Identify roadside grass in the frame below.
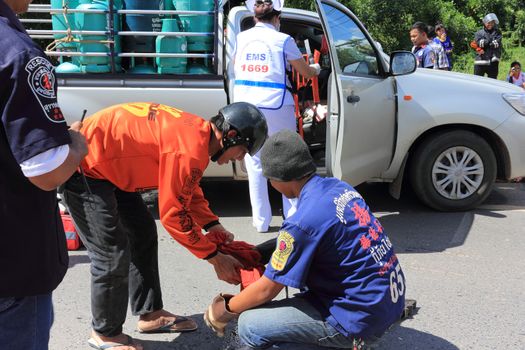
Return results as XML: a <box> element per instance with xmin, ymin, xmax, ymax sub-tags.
<box><xmin>452</xmin><ymin>46</ymin><xmax>525</xmax><ymax>82</ymax></box>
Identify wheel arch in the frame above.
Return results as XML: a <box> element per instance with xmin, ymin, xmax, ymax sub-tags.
<box><xmin>405</xmin><ymin>124</ymin><xmax>510</xmax><ymax>182</ymax></box>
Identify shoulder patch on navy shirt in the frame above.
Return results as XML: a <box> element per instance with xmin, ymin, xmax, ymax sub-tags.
<box><xmin>24</xmin><ymin>56</ymin><xmax>65</xmax><ymax>123</ymax></box>
<box><xmin>271</xmin><ymin>230</ymin><xmax>294</xmax><ymax>271</ymax></box>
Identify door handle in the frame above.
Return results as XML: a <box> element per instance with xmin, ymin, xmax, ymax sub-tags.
<box><xmin>347</xmin><ymin>94</ymin><xmax>360</xmax><ymax>104</ymax></box>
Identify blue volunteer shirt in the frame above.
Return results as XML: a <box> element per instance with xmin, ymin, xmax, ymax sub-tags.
<box><xmin>265</xmin><ymin>175</ymin><xmax>405</xmax><ymax>339</ymax></box>
<box><xmin>433</xmin><ymin>36</ymin><xmax>453</xmax><ymax>66</ymax></box>
<box><xmin>433</xmin><ymin>36</ymin><xmax>453</xmax><ymax>55</ymax></box>
<box><xmin>0</xmin><ymin>0</ymin><xmax>70</xmax><ymax>297</ymax></box>
<box><xmin>413</xmin><ymin>44</ymin><xmax>435</xmax><ymax>68</ymax></box>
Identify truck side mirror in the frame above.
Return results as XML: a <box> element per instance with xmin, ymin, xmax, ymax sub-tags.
<box><xmin>389</xmin><ymin>51</ymin><xmax>417</xmax><ymax>76</ymax></box>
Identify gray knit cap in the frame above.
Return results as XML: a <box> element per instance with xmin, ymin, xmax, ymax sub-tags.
<box><xmin>261</xmin><ymin>130</ymin><xmax>316</xmax><ymax>181</ymax></box>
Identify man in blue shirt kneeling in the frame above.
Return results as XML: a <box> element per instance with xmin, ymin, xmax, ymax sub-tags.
<box><xmin>204</xmin><ymin>130</ymin><xmax>408</xmax><ymax>349</ymax></box>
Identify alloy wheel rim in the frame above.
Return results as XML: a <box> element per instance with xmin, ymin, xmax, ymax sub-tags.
<box><xmin>432</xmin><ymin>146</ymin><xmax>484</xmax><ymax>200</ymax></box>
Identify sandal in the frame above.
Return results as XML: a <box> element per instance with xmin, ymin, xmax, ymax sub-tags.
<box><xmin>88</xmin><ymin>334</ymin><xmax>141</xmax><ymax>350</ymax></box>
<box><xmin>137</xmin><ymin>315</ymin><xmax>198</xmax><ymax>333</ymax></box>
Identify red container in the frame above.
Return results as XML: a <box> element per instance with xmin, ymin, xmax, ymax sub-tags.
<box><xmin>61</xmin><ymin>213</ymin><xmax>82</xmax><ymax>251</ymax></box>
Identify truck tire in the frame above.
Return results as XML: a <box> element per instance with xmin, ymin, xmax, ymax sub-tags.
<box><xmin>409</xmin><ymin>130</ymin><xmax>497</xmax><ymax>211</ymax></box>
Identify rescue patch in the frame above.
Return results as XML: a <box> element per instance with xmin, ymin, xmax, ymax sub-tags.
<box><xmin>25</xmin><ymin>56</ymin><xmax>64</xmax><ymax>123</ymax></box>
<box><xmin>270</xmin><ymin>230</ymin><xmax>294</xmax><ymax>271</ymax></box>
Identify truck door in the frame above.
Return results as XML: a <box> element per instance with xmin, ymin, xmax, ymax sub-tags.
<box><xmin>315</xmin><ymin>0</ymin><xmax>396</xmax><ymax>186</ymax></box>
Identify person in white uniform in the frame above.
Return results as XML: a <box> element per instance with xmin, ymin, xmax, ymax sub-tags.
<box><xmin>233</xmin><ymin>0</ymin><xmax>320</xmax><ymax>232</ymax></box>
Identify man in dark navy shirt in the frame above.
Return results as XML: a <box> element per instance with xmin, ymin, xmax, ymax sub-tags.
<box><xmin>410</xmin><ymin>22</ymin><xmax>438</xmax><ymax>69</ymax></box>
<box><xmin>204</xmin><ymin>130</ymin><xmax>407</xmax><ymax>349</ymax></box>
<box><xmin>0</xmin><ymin>1</ymin><xmax>87</xmax><ymax>349</ymax></box>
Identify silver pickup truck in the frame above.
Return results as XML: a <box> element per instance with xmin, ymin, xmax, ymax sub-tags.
<box><xmin>24</xmin><ymin>0</ymin><xmax>525</xmax><ymax>211</ymax></box>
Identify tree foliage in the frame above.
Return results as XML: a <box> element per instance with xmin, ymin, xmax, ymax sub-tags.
<box><xmin>285</xmin><ymin>0</ymin><xmax>524</xmax><ymax>54</ymax></box>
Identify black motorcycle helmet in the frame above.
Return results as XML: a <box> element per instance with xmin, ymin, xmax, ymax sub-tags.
<box><xmin>210</xmin><ymin>102</ymin><xmax>268</xmax><ymax>162</ymax></box>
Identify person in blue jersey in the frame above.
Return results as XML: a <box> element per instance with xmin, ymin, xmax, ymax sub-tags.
<box><xmin>233</xmin><ymin>0</ymin><xmax>320</xmax><ymax>232</ymax></box>
<box><xmin>204</xmin><ymin>130</ymin><xmax>407</xmax><ymax>349</ymax></box>
<box><xmin>410</xmin><ymin>22</ymin><xmax>439</xmax><ymax>69</ymax></box>
<box><xmin>434</xmin><ymin>24</ymin><xmax>453</xmax><ymax>70</ymax></box>
<box><xmin>0</xmin><ymin>0</ymin><xmax>87</xmax><ymax>349</ymax></box>
<box><xmin>427</xmin><ymin>25</ymin><xmax>449</xmax><ymax>70</ymax></box>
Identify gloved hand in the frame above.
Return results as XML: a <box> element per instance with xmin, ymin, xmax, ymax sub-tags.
<box><xmin>309</xmin><ymin>63</ymin><xmax>321</xmax><ymax>76</ymax></box>
<box><xmin>207</xmin><ymin>223</ymin><xmax>234</xmax><ymax>243</ymax></box>
<box><xmin>478</xmin><ymin>39</ymin><xmax>486</xmax><ymax>48</ymax></box>
<box><xmin>491</xmin><ymin>40</ymin><xmax>499</xmax><ymax>48</ymax></box>
<box><xmin>204</xmin><ymin>293</ymin><xmax>239</xmax><ymax>337</ymax></box>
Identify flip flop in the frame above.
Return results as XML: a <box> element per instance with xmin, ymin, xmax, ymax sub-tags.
<box><xmin>137</xmin><ymin>316</ymin><xmax>198</xmax><ymax>333</ymax></box>
<box><xmin>88</xmin><ymin>334</ymin><xmax>140</xmax><ymax>350</ymax></box>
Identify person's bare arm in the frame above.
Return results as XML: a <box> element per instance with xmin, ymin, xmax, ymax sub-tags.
<box><xmin>28</xmin><ymin>121</ymin><xmax>88</xmax><ymax>191</ymax></box>
<box><xmin>289</xmin><ymin>58</ymin><xmax>320</xmax><ymax>80</ymax></box>
<box><xmin>228</xmin><ymin>276</ymin><xmax>284</xmax><ymax>313</ymax></box>
<box><xmin>204</xmin><ymin>276</ymin><xmax>284</xmax><ymax>336</ymax></box>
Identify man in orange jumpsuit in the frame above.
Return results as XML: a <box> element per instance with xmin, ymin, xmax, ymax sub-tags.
<box><xmin>61</xmin><ymin>102</ymin><xmax>268</xmax><ymax>350</ymax></box>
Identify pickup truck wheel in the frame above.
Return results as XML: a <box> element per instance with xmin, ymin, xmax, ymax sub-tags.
<box><xmin>410</xmin><ymin>130</ymin><xmax>496</xmax><ymax>211</ymax></box>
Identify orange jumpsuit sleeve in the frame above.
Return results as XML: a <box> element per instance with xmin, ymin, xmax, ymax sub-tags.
<box><xmin>158</xmin><ymin>151</ymin><xmax>218</xmax><ymax>259</ymax></box>
<box><xmin>190</xmin><ymin>184</ymin><xmax>220</xmax><ymax>229</ymax></box>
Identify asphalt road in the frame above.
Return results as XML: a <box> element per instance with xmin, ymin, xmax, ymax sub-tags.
<box><xmin>50</xmin><ymin>182</ymin><xmax>525</xmax><ymax>350</ymax></box>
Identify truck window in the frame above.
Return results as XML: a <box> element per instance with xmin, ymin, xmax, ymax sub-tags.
<box><xmin>321</xmin><ymin>3</ymin><xmax>378</xmax><ymax>77</ymax></box>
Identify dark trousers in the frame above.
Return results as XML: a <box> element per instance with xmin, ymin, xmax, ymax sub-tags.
<box><xmin>474</xmin><ymin>63</ymin><xmax>499</xmax><ymax>79</ymax></box>
<box><xmin>61</xmin><ymin>173</ymin><xmax>163</xmax><ymax>337</ymax></box>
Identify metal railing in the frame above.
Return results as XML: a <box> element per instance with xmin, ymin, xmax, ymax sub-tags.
<box><xmin>27</xmin><ymin>29</ymin><xmax>213</xmax><ymax>37</ymax></box>
<box><xmin>45</xmin><ymin>52</ymin><xmax>212</xmax><ymax>58</ymax></box>
<box><xmin>22</xmin><ymin>3</ymin><xmax>218</xmax><ymax>73</ymax></box>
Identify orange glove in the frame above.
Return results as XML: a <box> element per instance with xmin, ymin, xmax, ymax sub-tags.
<box><xmin>470</xmin><ymin>41</ymin><xmax>484</xmax><ymax>55</ymax></box>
